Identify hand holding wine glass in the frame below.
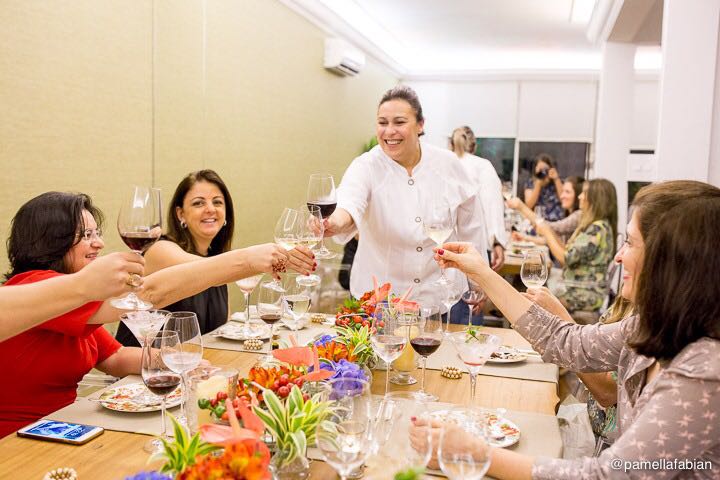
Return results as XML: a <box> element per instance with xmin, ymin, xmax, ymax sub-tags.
<box><xmin>307</xmin><ymin>173</ymin><xmax>338</xmax><ymax>259</ymax></box>
<box><xmin>111</xmin><ymin>186</ymin><xmax>162</xmax><ymax>310</ymax></box>
<box><xmin>142</xmin><ymin>331</ymin><xmax>182</xmax><ymax>453</ymax></box>
<box><xmin>437</xmin><ymin>408</ymin><xmax>492</xmax><ymax>480</ymax></box>
<box><xmin>520</xmin><ymin>249</ymin><xmax>548</xmax><ymax>289</ymax></box>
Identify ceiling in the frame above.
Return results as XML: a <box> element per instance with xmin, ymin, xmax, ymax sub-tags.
<box><xmin>284</xmin><ymin>0</ymin><xmax>662</xmax><ymax>77</ymax></box>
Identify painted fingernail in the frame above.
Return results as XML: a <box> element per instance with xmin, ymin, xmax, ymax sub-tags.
<box><xmin>313</xmin><ymin>262</ymin><xmax>317</xmax><ymax>267</ymax></box>
<box><xmin>410</xmin><ymin>416</ymin><xmax>417</xmax><ymax>422</ymax></box>
<box><xmin>438</xmin><ymin>249</ymin><xmax>444</xmax><ymax>255</ymax></box>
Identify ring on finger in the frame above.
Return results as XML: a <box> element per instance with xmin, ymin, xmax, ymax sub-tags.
<box><xmin>126</xmin><ymin>273</ymin><xmax>142</xmax><ymax>287</ymax></box>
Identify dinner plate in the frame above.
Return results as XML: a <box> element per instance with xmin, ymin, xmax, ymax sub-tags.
<box><xmin>430</xmin><ymin>409</ymin><xmax>521</xmax><ymax>448</ymax></box>
<box><xmin>486</xmin><ymin>346</ymin><xmax>528</xmax><ymax>364</ymax></box>
<box><xmin>215</xmin><ymin>322</ymin><xmax>271</xmax><ymax>341</ymax></box>
<box><xmin>98</xmin><ymin>383</ymin><xmax>182</xmax><ymax>413</ymax></box>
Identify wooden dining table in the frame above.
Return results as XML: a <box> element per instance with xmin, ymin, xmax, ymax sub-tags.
<box><xmin>0</xmin><ymin>326</ymin><xmax>559</xmax><ymax>479</ymax></box>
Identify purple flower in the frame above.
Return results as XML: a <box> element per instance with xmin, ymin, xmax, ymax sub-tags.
<box><xmin>124</xmin><ymin>472</ymin><xmax>172</xmax><ymax>480</ymax></box>
<box><xmin>314</xmin><ymin>334</ymin><xmax>336</xmax><ymax>347</ymax></box>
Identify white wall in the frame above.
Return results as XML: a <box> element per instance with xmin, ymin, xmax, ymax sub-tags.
<box><xmin>407</xmin><ymin>77</ymin><xmax>657</xmax><ymax>150</ymax></box>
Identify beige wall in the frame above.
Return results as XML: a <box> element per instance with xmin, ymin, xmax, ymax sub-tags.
<box><xmin>0</xmin><ymin>0</ymin><xmax>397</xmax><ymax>316</ymax></box>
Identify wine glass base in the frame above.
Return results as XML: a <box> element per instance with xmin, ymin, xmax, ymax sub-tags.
<box><xmin>389</xmin><ymin>372</ymin><xmax>417</xmax><ymax>385</ymax></box>
<box><xmin>296</xmin><ymin>274</ymin><xmax>321</xmax><ymax>287</ymax></box>
<box><xmin>110</xmin><ymin>296</ymin><xmax>153</xmax><ymax>311</ymax></box>
<box><xmin>433</xmin><ymin>277</ymin><xmax>451</xmax><ymax>286</ymax></box>
<box><xmin>263</xmin><ymin>281</ymin><xmax>286</xmax><ymax>293</ymax></box>
<box><xmin>143</xmin><ymin>437</ymin><xmax>164</xmax><ymax>454</ymax></box>
<box><xmin>412</xmin><ymin>390</ymin><xmax>438</xmax><ymax>402</ymax></box>
<box><xmin>313</xmin><ymin>250</ymin><xmax>337</xmax><ymax>260</ymax></box>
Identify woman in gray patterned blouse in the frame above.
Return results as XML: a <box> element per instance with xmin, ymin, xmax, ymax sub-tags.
<box><xmin>412</xmin><ymin>180</ymin><xmax>720</xmax><ymax>479</ymax></box>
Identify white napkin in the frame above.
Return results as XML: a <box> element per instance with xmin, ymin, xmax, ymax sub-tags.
<box><xmin>230</xmin><ymin>306</ymin><xmax>258</xmax><ymax>322</ymax></box>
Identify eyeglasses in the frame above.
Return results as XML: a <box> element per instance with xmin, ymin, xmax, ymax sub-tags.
<box><xmin>79</xmin><ymin>228</ymin><xmax>103</xmax><ymax>242</ymax></box>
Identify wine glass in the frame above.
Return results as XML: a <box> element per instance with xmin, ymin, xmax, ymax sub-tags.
<box><xmin>281</xmin><ymin>280</ymin><xmax>311</xmax><ymax>337</ymax></box>
<box><xmin>440</xmin><ymin>282</ymin><xmax>463</xmax><ymax>333</ymax></box>
<box><xmin>520</xmin><ymin>249</ymin><xmax>548</xmax><ymax>289</ymax></box>
<box><xmin>423</xmin><ymin>200</ymin><xmax>454</xmax><ymax>285</ymax></box>
<box><xmin>119</xmin><ymin>309</ymin><xmax>171</xmax><ymax>347</ymax></box>
<box><xmin>162</xmin><ymin>312</ymin><xmax>202</xmax><ymax>424</ymax></box>
<box><xmin>315</xmin><ymin>378</ymin><xmax>372</xmax><ymax>480</ymax></box>
<box><xmin>370</xmin><ymin>305</ymin><xmax>407</xmax><ymax>396</ymax></box>
<box><xmin>295</xmin><ymin>207</ymin><xmax>322</xmax><ymax>287</ymax></box>
<box><xmin>266</xmin><ymin>207</ymin><xmax>301</xmax><ymax>292</ymax></box>
<box><xmin>461</xmin><ymin>281</ymin><xmax>487</xmax><ymax>327</ymax></box>
<box><xmin>390</xmin><ymin>302</ymin><xmax>419</xmax><ymax>386</ymax></box>
<box><xmin>257</xmin><ymin>282</ymin><xmax>283</xmax><ymax>360</ymax></box>
<box><xmin>235</xmin><ymin>274</ymin><xmax>264</xmax><ymax>338</ymax></box>
<box><xmin>111</xmin><ymin>186</ymin><xmax>162</xmax><ymax>310</ymax></box>
<box><xmin>410</xmin><ymin>306</ymin><xmax>443</xmax><ymax>401</ymax></box>
<box><xmin>142</xmin><ymin>331</ymin><xmax>182</xmax><ymax>453</ymax></box>
<box><xmin>438</xmin><ymin>408</ymin><xmax>492</xmax><ymax>480</ymax></box>
<box><xmin>501</xmin><ymin>181</ymin><xmax>514</xmax><ymax>202</ymax></box>
<box><xmin>374</xmin><ymin>392</ymin><xmax>432</xmax><ymax>471</ymax></box>
<box><xmin>307</xmin><ymin>173</ymin><xmax>338</xmax><ymax>259</ymax></box>
<box><xmin>448</xmin><ymin>330</ymin><xmax>501</xmax><ymax>405</ymax></box>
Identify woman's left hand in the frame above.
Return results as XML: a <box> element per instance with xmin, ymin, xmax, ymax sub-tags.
<box><xmin>506</xmin><ymin>197</ymin><xmax>523</xmax><ymax>210</ymax></box>
<box><xmin>287</xmin><ymin>245</ymin><xmax>316</xmax><ymax>276</ymax></box>
<box><xmin>409</xmin><ymin>417</ymin><xmax>489</xmax><ymax>471</ymax></box>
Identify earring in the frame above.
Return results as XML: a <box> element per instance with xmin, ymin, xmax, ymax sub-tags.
<box><xmin>223</xmin><ymin>220</ymin><xmax>227</xmax><ymax>226</ymax></box>
<box><xmin>180</xmin><ymin>220</ymin><xmax>187</xmax><ymax>229</ymax></box>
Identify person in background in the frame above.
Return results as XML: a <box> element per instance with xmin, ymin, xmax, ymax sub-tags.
<box><xmin>508</xmin><ymin>175</ymin><xmax>584</xmax><ymax>246</ymax></box>
<box><xmin>0</xmin><ymin>191</ymin><xmax>293</xmax><ymax>437</ymax></box>
<box><xmin>414</xmin><ymin>182</ymin><xmax>720</xmax><ymax>478</ymax></box>
<box><xmin>325</xmin><ymin>85</ymin><xmax>487</xmax><ymax>308</ymax></box>
<box><xmin>524</xmin><ymin>153</ymin><xmax>564</xmax><ymax>221</ymax></box>
<box><xmin>115</xmin><ymin>170</ymin><xmax>315</xmax><ymax>346</ymax></box>
<box><xmin>0</xmin><ymin>252</ymin><xmax>144</xmax><ymax>342</ymax></box>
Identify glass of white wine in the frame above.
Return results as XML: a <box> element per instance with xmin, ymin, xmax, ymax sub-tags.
<box><xmin>267</xmin><ymin>207</ymin><xmax>301</xmax><ymax>292</ymax></box>
<box><xmin>423</xmin><ymin>201</ymin><xmax>454</xmax><ymax>286</ymax></box>
<box><xmin>281</xmin><ymin>280</ymin><xmax>311</xmax><ymax>336</ymax></box>
<box><xmin>520</xmin><ymin>249</ymin><xmax>548</xmax><ymax>289</ymax></box>
<box><xmin>295</xmin><ymin>206</ymin><xmax>322</xmax><ymax>287</ymax></box>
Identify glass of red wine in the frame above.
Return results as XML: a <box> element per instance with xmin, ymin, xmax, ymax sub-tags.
<box><xmin>142</xmin><ymin>330</ymin><xmax>182</xmax><ymax>453</ymax></box>
<box><xmin>411</xmin><ymin>305</ymin><xmax>444</xmax><ymax>401</ymax></box>
<box><xmin>111</xmin><ymin>186</ymin><xmax>162</xmax><ymax>310</ymax></box>
<box><xmin>307</xmin><ymin>173</ymin><xmax>337</xmax><ymax>260</ymax></box>
<box><xmin>461</xmin><ymin>280</ymin><xmax>487</xmax><ymax>326</ymax></box>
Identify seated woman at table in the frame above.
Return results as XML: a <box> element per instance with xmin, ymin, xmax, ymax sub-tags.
<box><xmin>543</xmin><ymin>178</ymin><xmax>616</xmax><ymax>312</ymax></box>
<box><xmin>0</xmin><ymin>191</ymin><xmax>297</xmax><ymax>438</ymax></box>
<box><xmin>115</xmin><ymin>169</ymin><xmax>316</xmax><ymax>346</ymax></box>
<box><xmin>414</xmin><ymin>185</ymin><xmax>720</xmax><ymax>479</ymax></box>
<box><xmin>0</xmin><ymin>252</ymin><xmax>144</xmax><ymax>342</ymax></box>
<box><xmin>523</xmin><ymin>153</ymin><xmax>565</xmax><ymax>221</ymax></box>
<box><xmin>507</xmin><ymin>175</ymin><xmax>584</xmax><ymax>246</ymax></box>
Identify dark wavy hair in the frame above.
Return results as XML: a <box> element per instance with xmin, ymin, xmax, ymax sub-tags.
<box><xmin>630</xmin><ymin>196</ymin><xmax>720</xmax><ymax>359</ymax></box>
<box><xmin>378</xmin><ymin>85</ymin><xmax>425</xmax><ymax>136</ymax></box>
<box><xmin>5</xmin><ymin>192</ymin><xmax>104</xmax><ymax>279</ymax></box>
<box><xmin>165</xmin><ymin>169</ymin><xmax>234</xmax><ymax>256</ymax></box>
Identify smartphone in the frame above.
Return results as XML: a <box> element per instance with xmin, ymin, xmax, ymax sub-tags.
<box><xmin>17</xmin><ymin>420</ymin><xmax>104</xmax><ymax>445</ymax></box>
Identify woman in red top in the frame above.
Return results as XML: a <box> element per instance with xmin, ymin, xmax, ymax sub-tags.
<box><xmin>0</xmin><ymin>191</ymin><xmax>312</xmax><ymax>437</ymax></box>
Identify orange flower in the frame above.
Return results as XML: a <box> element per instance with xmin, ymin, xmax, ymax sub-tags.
<box><xmin>177</xmin><ymin>438</ymin><xmax>271</xmax><ymax>480</ymax></box>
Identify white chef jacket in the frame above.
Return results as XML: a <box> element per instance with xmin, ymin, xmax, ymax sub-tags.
<box><xmin>457</xmin><ymin>153</ymin><xmax>508</xmax><ymax>249</ymax></box>
<box><xmin>334</xmin><ymin>142</ymin><xmax>488</xmax><ymax>307</ymax></box>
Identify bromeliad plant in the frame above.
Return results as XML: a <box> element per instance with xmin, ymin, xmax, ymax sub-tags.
<box><xmin>333</xmin><ymin>324</ymin><xmax>376</xmax><ymax>367</ymax></box>
<box><xmin>252</xmin><ymin>385</ymin><xmax>333</xmax><ymax>468</ymax></box>
<box><xmin>149</xmin><ymin>414</ymin><xmax>220</xmax><ymax>476</ymax></box>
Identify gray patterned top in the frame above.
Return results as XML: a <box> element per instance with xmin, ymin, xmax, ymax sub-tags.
<box><xmin>515</xmin><ymin>304</ymin><xmax>720</xmax><ymax>479</ymax></box>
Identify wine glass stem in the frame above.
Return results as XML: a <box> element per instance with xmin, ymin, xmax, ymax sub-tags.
<box><xmin>384</xmin><ymin>365</ymin><xmax>390</xmax><ymax>396</ymax></box>
<box><xmin>244</xmin><ymin>292</ymin><xmax>251</xmax><ymax>331</ymax></box>
<box><xmin>160</xmin><ymin>398</ymin><xmax>168</xmax><ymax>439</ymax></box>
<box><xmin>467</xmin><ymin>305</ymin><xmax>472</xmax><ymax>326</ymax></box>
<box><xmin>179</xmin><ymin>372</ymin><xmax>187</xmax><ymax>419</ymax></box>
<box><xmin>469</xmin><ymin>372</ymin><xmax>477</xmax><ymax>406</ymax></box>
<box><xmin>446</xmin><ymin>304</ymin><xmax>452</xmax><ymax>331</ymax></box>
<box><xmin>420</xmin><ymin>356</ymin><xmax>427</xmax><ymax>393</ymax></box>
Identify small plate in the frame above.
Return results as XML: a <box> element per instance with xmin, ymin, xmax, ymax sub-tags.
<box><xmin>97</xmin><ymin>383</ymin><xmax>182</xmax><ymax>413</ymax></box>
<box><xmin>215</xmin><ymin>322</ymin><xmax>271</xmax><ymax>341</ymax></box>
<box><xmin>430</xmin><ymin>409</ymin><xmax>521</xmax><ymax>448</ymax></box>
<box><xmin>511</xmin><ymin>241</ymin><xmax>536</xmax><ymax>249</ymax></box>
<box><xmin>487</xmin><ymin>346</ymin><xmax>528</xmax><ymax>364</ymax></box>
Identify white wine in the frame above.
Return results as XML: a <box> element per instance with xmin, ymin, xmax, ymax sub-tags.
<box><xmin>297</xmin><ymin>236</ymin><xmax>321</xmax><ymax>249</ymax></box>
<box><xmin>284</xmin><ymin>294</ymin><xmax>311</xmax><ymax>316</ymax></box>
<box><xmin>275</xmin><ymin>237</ymin><xmax>300</xmax><ymax>251</ymax></box>
<box><xmin>423</xmin><ymin>225</ymin><xmax>452</xmax><ymax>245</ymax></box>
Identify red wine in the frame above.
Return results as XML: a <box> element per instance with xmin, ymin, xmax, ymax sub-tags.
<box><xmin>410</xmin><ymin>337</ymin><xmax>442</xmax><ymax>356</ymax></box>
<box><xmin>307</xmin><ymin>201</ymin><xmax>337</xmax><ymax>218</ymax></box>
<box><xmin>260</xmin><ymin>314</ymin><xmax>282</xmax><ymax>324</ymax></box>
<box><xmin>144</xmin><ymin>374</ymin><xmax>181</xmax><ymax>396</ymax></box>
<box><xmin>121</xmin><ymin>232</ymin><xmax>160</xmax><ymax>252</ymax></box>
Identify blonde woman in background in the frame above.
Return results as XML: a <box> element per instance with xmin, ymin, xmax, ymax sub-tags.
<box><xmin>450</xmin><ymin>126</ymin><xmax>506</xmax><ymax>271</ymax></box>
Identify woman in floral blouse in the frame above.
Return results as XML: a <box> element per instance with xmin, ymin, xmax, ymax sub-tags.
<box><xmin>537</xmin><ymin>178</ymin><xmax>617</xmax><ymax>312</ymax></box>
<box><xmin>413</xmin><ymin>180</ymin><xmax>720</xmax><ymax>479</ymax></box>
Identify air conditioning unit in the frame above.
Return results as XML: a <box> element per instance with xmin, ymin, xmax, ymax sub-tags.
<box><xmin>324</xmin><ymin>38</ymin><xmax>365</xmax><ymax>77</ymax></box>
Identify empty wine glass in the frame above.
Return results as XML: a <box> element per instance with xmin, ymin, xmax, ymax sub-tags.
<box><xmin>295</xmin><ymin>207</ymin><xmax>322</xmax><ymax>287</ymax></box>
<box><xmin>448</xmin><ymin>330</ymin><xmax>501</xmax><ymax>405</ymax></box>
<box><xmin>142</xmin><ymin>330</ymin><xmax>182</xmax><ymax>453</ymax></box>
<box><xmin>423</xmin><ymin>201</ymin><xmax>454</xmax><ymax>285</ymax></box>
<box><xmin>374</xmin><ymin>392</ymin><xmax>432</xmax><ymax>471</ymax></box>
<box><xmin>235</xmin><ymin>274</ymin><xmax>264</xmax><ymax>338</ymax></box>
<box><xmin>520</xmin><ymin>249</ymin><xmax>548</xmax><ymax>289</ymax></box>
<box><xmin>501</xmin><ymin>181</ymin><xmax>514</xmax><ymax>202</ymax></box>
<box><xmin>119</xmin><ymin>309</ymin><xmax>171</xmax><ymax>347</ymax></box>
<box><xmin>438</xmin><ymin>407</ymin><xmax>492</xmax><ymax>480</ymax></box>
<box><xmin>370</xmin><ymin>306</ymin><xmax>407</xmax><ymax>396</ymax></box>
<box><xmin>111</xmin><ymin>186</ymin><xmax>162</xmax><ymax>310</ymax></box>
<box><xmin>281</xmin><ymin>280</ymin><xmax>311</xmax><ymax>336</ymax></box>
<box><xmin>440</xmin><ymin>282</ymin><xmax>463</xmax><ymax>333</ymax></box>
<box><xmin>162</xmin><ymin>312</ymin><xmax>202</xmax><ymax>424</ymax></box>
<box><xmin>316</xmin><ymin>378</ymin><xmax>372</xmax><ymax>480</ymax></box>
<box><xmin>307</xmin><ymin>173</ymin><xmax>338</xmax><ymax>259</ymax></box>
<box><xmin>410</xmin><ymin>306</ymin><xmax>443</xmax><ymax>401</ymax></box>
<box><xmin>461</xmin><ymin>281</ymin><xmax>487</xmax><ymax>326</ymax></box>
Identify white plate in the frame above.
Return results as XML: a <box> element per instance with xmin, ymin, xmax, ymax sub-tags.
<box><xmin>511</xmin><ymin>241</ymin><xmax>536</xmax><ymax>249</ymax></box>
<box><xmin>486</xmin><ymin>346</ymin><xmax>528</xmax><ymax>364</ymax></box>
<box><xmin>97</xmin><ymin>383</ymin><xmax>182</xmax><ymax>413</ymax></box>
<box><xmin>430</xmin><ymin>409</ymin><xmax>521</xmax><ymax>448</ymax></box>
<box><xmin>215</xmin><ymin>322</ymin><xmax>271</xmax><ymax>341</ymax></box>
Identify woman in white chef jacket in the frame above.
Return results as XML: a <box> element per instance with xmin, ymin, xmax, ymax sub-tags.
<box><xmin>324</xmin><ymin>85</ymin><xmax>488</xmax><ymax>308</ymax></box>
